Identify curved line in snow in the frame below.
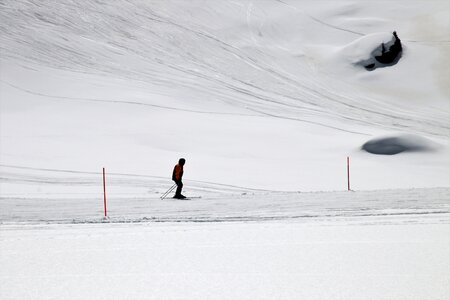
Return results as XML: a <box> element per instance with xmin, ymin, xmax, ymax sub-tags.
<box><xmin>0</xmin><ymin>80</ymin><xmax>258</xmax><ymax>117</ymax></box>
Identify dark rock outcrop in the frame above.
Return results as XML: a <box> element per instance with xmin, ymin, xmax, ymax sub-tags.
<box><xmin>365</xmin><ymin>31</ymin><xmax>402</xmax><ymax>70</ymax></box>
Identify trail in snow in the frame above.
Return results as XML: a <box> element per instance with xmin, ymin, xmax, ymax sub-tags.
<box><xmin>1</xmin><ymin>162</ymin><xmax>449</xmax><ymax>225</ymax></box>
<box><xmin>1</xmin><ymin>80</ymin><xmax>257</xmax><ymax>116</ymax></box>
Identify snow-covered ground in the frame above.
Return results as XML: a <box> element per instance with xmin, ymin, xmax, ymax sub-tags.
<box><xmin>1</xmin><ymin>185</ymin><xmax>449</xmax><ymax>299</ymax></box>
<box><xmin>1</xmin><ymin>221</ymin><xmax>449</xmax><ymax>300</ymax></box>
<box><xmin>1</xmin><ymin>0</ymin><xmax>449</xmax><ymax>299</ymax></box>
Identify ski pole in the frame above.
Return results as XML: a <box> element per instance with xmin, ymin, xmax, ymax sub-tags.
<box><xmin>161</xmin><ymin>184</ymin><xmax>176</xmax><ymax>199</ymax></box>
<box><xmin>160</xmin><ymin>184</ymin><xmax>177</xmax><ymax>200</ymax></box>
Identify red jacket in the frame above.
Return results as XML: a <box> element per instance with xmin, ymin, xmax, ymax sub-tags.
<box><xmin>172</xmin><ymin>164</ymin><xmax>183</xmax><ymax>181</ymax></box>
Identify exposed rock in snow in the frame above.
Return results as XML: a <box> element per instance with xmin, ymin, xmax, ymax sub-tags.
<box><xmin>374</xmin><ymin>31</ymin><xmax>402</xmax><ymax>64</ymax></box>
<box><xmin>362</xmin><ymin>134</ymin><xmax>436</xmax><ymax>155</ymax></box>
<box><xmin>338</xmin><ymin>31</ymin><xmax>403</xmax><ymax>70</ymax></box>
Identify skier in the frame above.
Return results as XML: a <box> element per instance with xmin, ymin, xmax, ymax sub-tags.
<box><xmin>172</xmin><ymin>158</ymin><xmax>186</xmax><ymax>199</ymax></box>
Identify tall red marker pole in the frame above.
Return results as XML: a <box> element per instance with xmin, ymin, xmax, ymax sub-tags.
<box><xmin>103</xmin><ymin>167</ymin><xmax>107</xmax><ymax>217</ymax></box>
<box><xmin>347</xmin><ymin>157</ymin><xmax>351</xmax><ymax>191</ymax></box>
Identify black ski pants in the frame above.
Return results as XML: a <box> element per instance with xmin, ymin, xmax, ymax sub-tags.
<box><xmin>174</xmin><ymin>180</ymin><xmax>183</xmax><ymax>196</ymax></box>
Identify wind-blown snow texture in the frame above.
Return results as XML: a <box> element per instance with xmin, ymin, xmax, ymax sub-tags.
<box><xmin>0</xmin><ymin>1</ymin><xmax>449</xmax><ymax>299</ymax></box>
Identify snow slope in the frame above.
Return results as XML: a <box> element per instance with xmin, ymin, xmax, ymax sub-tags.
<box><xmin>1</xmin><ymin>0</ymin><xmax>449</xmax><ymax>192</ymax></box>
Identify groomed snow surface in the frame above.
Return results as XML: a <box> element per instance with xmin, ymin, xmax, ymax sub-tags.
<box><xmin>1</xmin><ymin>0</ymin><xmax>449</xmax><ymax>299</ymax></box>
<box><xmin>1</xmin><ymin>175</ymin><xmax>449</xmax><ymax>299</ymax></box>
<box><xmin>1</xmin><ymin>186</ymin><xmax>450</xmax><ymax>300</ymax></box>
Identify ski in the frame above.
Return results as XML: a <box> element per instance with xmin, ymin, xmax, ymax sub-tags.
<box><xmin>163</xmin><ymin>196</ymin><xmax>202</xmax><ymax>201</ymax></box>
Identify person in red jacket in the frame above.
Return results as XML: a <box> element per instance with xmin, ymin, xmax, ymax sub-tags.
<box><xmin>172</xmin><ymin>158</ymin><xmax>186</xmax><ymax>199</ymax></box>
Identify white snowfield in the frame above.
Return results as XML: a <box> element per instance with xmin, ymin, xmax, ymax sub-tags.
<box><xmin>1</xmin><ymin>185</ymin><xmax>449</xmax><ymax>300</ymax></box>
<box><xmin>0</xmin><ymin>0</ymin><xmax>449</xmax><ymax>299</ymax></box>
<box><xmin>1</xmin><ymin>221</ymin><xmax>449</xmax><ymax>300</ymax></box>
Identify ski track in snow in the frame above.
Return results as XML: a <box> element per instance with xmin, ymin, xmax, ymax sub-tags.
<box><xmin>2</xmin><ymin>187</ymin><xmax>449</xmax><ymax>225</ymax></box>
<box><xmin>1</xmin><ymin>0</ymin><xmax>448</xmax><ymax>137</ymax></box>
<box><xmin>1</xmin><ymin>80</ymin><xmax>258</xmax><ymax>116</ymax></box>
<box><xmin>1</xmin><ymin>165</ymin><xmax>449</xmax><ymax>225</ymax></box>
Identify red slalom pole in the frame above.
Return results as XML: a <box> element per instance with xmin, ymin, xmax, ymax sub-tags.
<box><xmin>103</xmin><ymin>167</ymin><xmax>107</xmax><ymax>217</ymax></box>
<box><xmin>347</xmin><ymin>157</ymin><xmax>351</xmax><ymax>191</ymax></box>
